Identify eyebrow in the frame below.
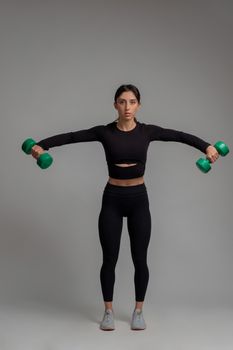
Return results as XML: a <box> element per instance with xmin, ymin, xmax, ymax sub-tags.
<box><xmin>118</xmin><ymin>98</ymin><xmax>136</xmax><ymax>101</ymax></box>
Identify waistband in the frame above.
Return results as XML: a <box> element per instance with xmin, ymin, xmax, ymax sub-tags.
<box><xmin>103</xmin><ymin>182</ymin><xmax>147</xmax><ymax>196</ymax></box>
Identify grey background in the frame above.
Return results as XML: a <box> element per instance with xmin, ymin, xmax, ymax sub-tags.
<box><xmin>0</xmin><ymin>0</ymin><xmax>232</xmax><ymax>347</ymax></box>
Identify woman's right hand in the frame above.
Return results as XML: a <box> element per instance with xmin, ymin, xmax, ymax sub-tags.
<box><xmin>31</xmin><ymin>145</ymin><xmax>45</xmax><ymax>159</ymax></box>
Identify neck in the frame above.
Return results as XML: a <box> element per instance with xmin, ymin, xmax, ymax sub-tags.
<box><xmin>116</xmin><ymin>118</ymin><xmax>137</xmax><ymax>131</ymax></box>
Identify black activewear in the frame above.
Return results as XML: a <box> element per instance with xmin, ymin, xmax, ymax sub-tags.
<box><xmin>98</xmin><ymin>182</ymin><xmax>151</xmax><ymax>302</ymax></box>
<box><xmin>37</xmin><ymin>120</ymin><xmax>211</xmax><ymax>179</ymax></box>
<box><xmin>36</xmin><ymin>120</ymin><xmax>211</xmax><ymax>302</ymax></box>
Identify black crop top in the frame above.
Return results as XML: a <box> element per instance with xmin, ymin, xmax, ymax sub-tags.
<box><xmin>37</xmin><ymin>120</ymin><xmax>211</xmax><ymax>179</ymax></box>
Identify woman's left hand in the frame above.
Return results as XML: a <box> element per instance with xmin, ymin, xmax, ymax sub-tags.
<box><xmin>205</xmin><ymin>145</ymin><xmax>219</xmax><ymax>163</ymax></box>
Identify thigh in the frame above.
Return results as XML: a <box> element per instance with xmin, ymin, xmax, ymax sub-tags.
<box><xmin>127</xmin><ymin>193</ymin><xmax>151</xmax><ymax>255</ymax></box>
<box><xmin>98</xmin><ymin>193</ymin><xmax>123</xmax><ymax>255</ymax></box>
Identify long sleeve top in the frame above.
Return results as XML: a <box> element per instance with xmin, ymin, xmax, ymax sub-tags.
<box><xmin>37</xmin><ymin>120</ymin><xmax>211</xmax><ymax>179</ymax></box>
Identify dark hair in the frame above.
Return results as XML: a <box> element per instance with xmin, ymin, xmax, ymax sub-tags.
<box><xmin>114</xmin><ymin>84</ymin><xmax>141</xmax><ymax>122</ymax></box>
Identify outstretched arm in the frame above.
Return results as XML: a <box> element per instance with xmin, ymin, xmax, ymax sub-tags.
<box><xmin>36</xmin><ymin>125</ymin><xmax>103</xmax><ymax>150</ymax></box>
<box><xmin>147</xmin><ymin>124</ymin><xmax>219</xmax><ymax>163</ymax></box>
<box><xmin>31</xmin><ymin>124</ymin><xmax>104</xmax><ymax>159</ymax></box>
<box><xmin>147</xmin><ymin>124</ymin><xmax>212</xmax><ymax>153</ymax></box>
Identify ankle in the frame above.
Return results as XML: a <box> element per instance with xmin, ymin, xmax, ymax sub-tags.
<box><xmin>104</xmin><ymin>301</ymin><xmax>113</xmax><ymax>310</ymax></box>
<box><xmin>135</xmin><ymin>301</ymin><xmax>144</xmax><ymax>310</ymax></box>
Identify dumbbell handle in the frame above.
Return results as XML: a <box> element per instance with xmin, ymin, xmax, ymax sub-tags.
<box><xmin>31</xmin><ymin>144</ymin><xmax>45</xmax><ymax>159</ymax></box>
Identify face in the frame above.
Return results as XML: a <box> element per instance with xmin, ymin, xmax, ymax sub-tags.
<box><xmin>114</xmin><ymin>91</ymin><xmax>141</xmax><ymax>122</ymax></box>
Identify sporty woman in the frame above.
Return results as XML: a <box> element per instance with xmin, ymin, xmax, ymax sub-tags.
<box><xmin>31</xmin><ymin>84</ymin><xmax>219</xmax><ymax>331</ymax></box>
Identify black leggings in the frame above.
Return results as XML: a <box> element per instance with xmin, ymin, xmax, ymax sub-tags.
<box><xmin>98</xmin><ymin>182</ymin><xmax>151</xmax><ymax>302</ymax></box>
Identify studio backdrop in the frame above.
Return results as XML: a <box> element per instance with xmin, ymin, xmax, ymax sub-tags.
<box><xmin>0</xmin><ymin>0</ymin><xmax>232</xmax><ymax>310</ymax></box>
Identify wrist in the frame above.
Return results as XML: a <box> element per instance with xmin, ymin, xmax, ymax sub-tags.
<box><xmin>205</xmin><ymin>144</ymin><xmax>212</xmax><ymax>153</ymax></box>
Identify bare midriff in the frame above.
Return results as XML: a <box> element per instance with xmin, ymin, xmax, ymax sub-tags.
<box><xmin>108</xmin><ymin>163</ymin><xmax>144</xmax><ymax>186</ymax></box>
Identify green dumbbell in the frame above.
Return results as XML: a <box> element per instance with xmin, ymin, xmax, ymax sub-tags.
<box><xmin>196</xmin><ymin>141</ymin><xmax>229</xmax><ymax>173</ymax></box>
<box><xmin>21</xmin><ymin>138</ymin><xmax>53</xmax><ymax>169</ymax></box>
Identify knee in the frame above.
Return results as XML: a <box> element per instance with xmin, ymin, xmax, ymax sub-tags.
<box><xmin>132</xmin><ymin>256</ymin><xmax>148</xmax><ymax>269</ymax></box>
<box><xmin>102</xmin><ymin>255</ymin><xmax>118</xmax><ymax>268</ymax></box>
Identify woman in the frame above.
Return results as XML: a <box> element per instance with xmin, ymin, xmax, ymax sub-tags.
<box><xmin>32</xmin><ymin>84</ymin><xmax>219</xmax><ymax>331</ymax></box>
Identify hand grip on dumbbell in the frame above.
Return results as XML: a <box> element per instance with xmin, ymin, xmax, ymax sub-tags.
<box><xmin>21</xmin><ymin>138</ymin><xmax>53</xmax><ymax>169</ymax></box>
<box><xmin>196</xmin><ymin>141</ymin><xmax>229</xmax><ymax>173</ymax></box>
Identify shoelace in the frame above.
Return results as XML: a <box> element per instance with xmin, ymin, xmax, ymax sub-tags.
<box><xmin>105</xmin><ymin>311</ymin><xmax>113</xmax><ymax>323</ymax></box>
<box><xmin>135</xmin><ymin>311</ymin><xmax>143</xmax><ymax>322</ymax></box>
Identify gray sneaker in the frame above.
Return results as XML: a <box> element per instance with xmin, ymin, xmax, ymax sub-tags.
<box><xmin>131</xmin><ymin>309</ymin><xmax>146</xmax><ymax>330</ymax></box>
<box><xmin>100</xmin><ymin>309</ymin><xmax>115</xmax><ymax>331</ymax></box>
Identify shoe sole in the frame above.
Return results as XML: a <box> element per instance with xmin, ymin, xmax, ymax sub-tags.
<box><xmin>100</xmin><ymin>327</ymin><xmax>115</xmax><ymax>331</ymax></box>
<box><xmin>131</xmin><ymin>327</ymin><xmax>146</xmax><ymax>330</ymax></box>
